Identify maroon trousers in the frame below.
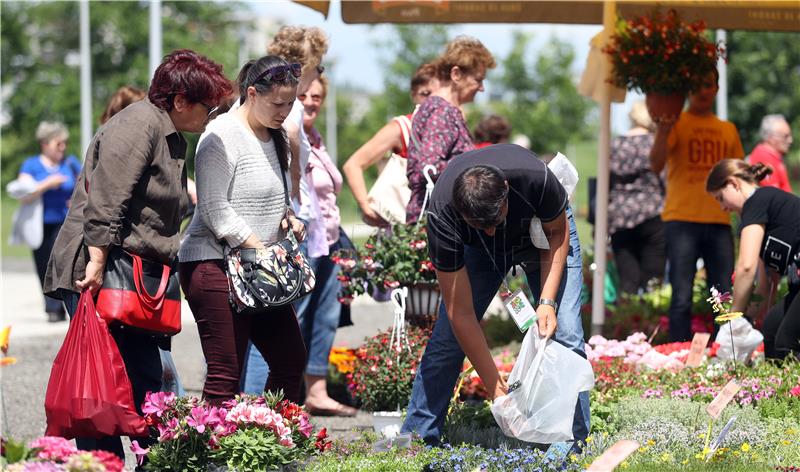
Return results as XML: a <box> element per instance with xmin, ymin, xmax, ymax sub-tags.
<box><xmin>179</xmin><ymin>260</ymin><xmax>306</xmax><ymax>404</ymax></box>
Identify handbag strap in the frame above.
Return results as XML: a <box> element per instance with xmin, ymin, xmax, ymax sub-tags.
<box><xmin>131</xmin><ymin>253</ymin><xmax>170</xmax><ymax>311</ymax></box>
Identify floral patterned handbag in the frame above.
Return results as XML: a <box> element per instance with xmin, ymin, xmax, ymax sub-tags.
<box><xmin>223</xmin><ymin>168</ymin><xmax>315</xmax><ymax>314</ymax></box>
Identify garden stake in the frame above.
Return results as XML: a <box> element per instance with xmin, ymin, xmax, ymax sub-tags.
<box><xmin>702</xmin><ymin>417</ymin><xmax>713</xmax><ymax>457</ymax></box>
<box><xmin>448</xmin><ymin>365</ymin><xmax>474</xmax><ymax>416</ymax></box>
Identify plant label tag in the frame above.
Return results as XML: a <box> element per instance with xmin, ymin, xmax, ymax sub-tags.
<box><xmin>686</xmin><ymin>332</ymin><xmax>711</xmax><ymax>367</ymax></box>
<box><xmin>503</xmin><ymin>290</ymin><xmax>537</xmax><ymax>332</ymax></box>
<box><xmin>709</xmin><ymin>416</ymin><xmax>737</xmax><ymax>455</ymax></box>
<box><xmin>586</xmin><ymin>440</ymin><xmax>640</xmax><ymax>471</ymax></box>
<box><xmin>707</xmin><ymin>380</ymin><xmax>740</xmax><ymax>419</ymax></box>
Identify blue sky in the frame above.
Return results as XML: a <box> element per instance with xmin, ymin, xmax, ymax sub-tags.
<box><xmin>251</xmin><ymin>0</ymin><xmax>645</xmax><ymax>134</ymax></box>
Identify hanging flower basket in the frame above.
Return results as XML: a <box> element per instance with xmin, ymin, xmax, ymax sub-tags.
<box><xmin>406</xmin><ymin>282</ymin><xmax>441</xmax><ymax>329</ymax></box>
<box><xmin>603</xmin><ymin>8</ymin><xmax>724</xmax><ymax>120</ymax></box>
<box><xmin>645</xmin><ymin>92</ymin><xmax>686</xmax><ymax>122</ymax></box>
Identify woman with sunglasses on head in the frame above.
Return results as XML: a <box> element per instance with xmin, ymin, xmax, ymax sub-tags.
<box><xmin>43</xmin><ymin>49</ymin><xmax>232</xmax><ymax>462</ymax></box>
<box><xmin>342</xmin><ymin>63</ymin><xmax>439</xmax><ymax>226</ymax></box>
<box><xmin>706</xmin><ymin>159</ymin><xmax>800</xmax><ymax>360</ymax></box>
<box><xmin>179</xmin><ymin>56</ymin><xmax>307</xmax><ymax>404</ymax></box>
<box><xmin>405</xmin><ymin>36</ymin><xmax>496</xmax><ymax>223</ymax></box>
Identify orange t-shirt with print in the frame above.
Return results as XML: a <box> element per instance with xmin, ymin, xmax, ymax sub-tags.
<box><xmin>662</xmin><ymin>111</ymin><xmax>744</xmax><ymax>225</ymax></box>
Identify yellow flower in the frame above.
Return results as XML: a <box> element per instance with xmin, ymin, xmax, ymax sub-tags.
<box><xmin>682</xmin><ymin>459</ymin><xmax>689</xmax><ymax>465</ymax></box>
<box><xmin>621</xmin><ymin>461</ymin><xmax>629</xmax><ymax>469</ymax></box>
<box><xmin>660</xmin><ymin>452</ymin><xmax>671</xmax><ymax>462</ymax></box>
<box><xmin>783</xmin><ymin>439</ymin><xmax>792</xmax><ymax>445</ymax></box>
<box><xmin>733</xmin><ymin>451</ymin><xmax>740</xmax><ymax>457</ymax></box>
<box><xmin>741</xmin><ymin>443</ymin><xmax>751</xmax><ymax>452</ymax></box>
<box><xmin>0</xmin><ymin>325</ymin><xmax>10</xmax><ymax>354</ymax></box>
<box><xmin>787</xmin><ymin>428</ymin><xmax>798</xmax><ymax>436</ymax></box>
<box><xmin>647</xmin><ymin>439</ymin><xmax>656</xmax><ymax>446</ymax></box>
<box><xmin>586</xmin><ymin>436</ymin><xmax>593</xmax><ymax>443</ymax></box>
<box><xmin>639</xmin><ymin>446</ymin><xmax>649</xmax><ymax>453</ymax></box>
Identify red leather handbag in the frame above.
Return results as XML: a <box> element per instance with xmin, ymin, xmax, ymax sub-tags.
<box><xmin>96</xmin><ymin>247</ymin><xmax>181</xmax><ymax>335</ymax></box>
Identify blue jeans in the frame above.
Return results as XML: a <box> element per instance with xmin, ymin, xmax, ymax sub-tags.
<box><xmin>664</xmin><ymin>221</ymin><xmax>733</xmax><ymax>342</ymax></box>
<box><xmin>402</xmin><ymin>208</ymin><xmax>590</xmax><ymax>445</ymax></box>
<box><xmin>241</xmin><ymin>241</ymin><xmax>342</xmax><ymax>392</ymax></box>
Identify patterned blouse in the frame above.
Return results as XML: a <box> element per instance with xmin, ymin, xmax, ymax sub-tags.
<box><xmin>405</xmin><ymin>96</ymin><xmax>474</xmax><ymax>223</ymax></box>
<box><xmin>608</xmin><ymin>133</ymin><xmax>664</xmax><ymax>235</ymax></box>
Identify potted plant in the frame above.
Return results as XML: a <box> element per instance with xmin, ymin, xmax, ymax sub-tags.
<box><xmin>347</xmin><ymin>326</ymin><xmax>431</xmax><ymax>436</ymax></box>
<box><xmin>137</xmin><ymin>391</ymin><xmax>330</xmax><ymax>472</ymax></box>
<box><xmin>333</xmin><ymin>221</ymin><xmax>440</xmax><ymax>328</ymax></box>
<box><xmin>603</xmin><ymin>8</ymin><xmax>724</xmax><ymax>121</ymax></box>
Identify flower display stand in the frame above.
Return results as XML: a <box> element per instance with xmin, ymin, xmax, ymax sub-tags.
<box><xmin>406</xmin><ymin>282</ymin><xmax>441</xmax><ymax>329</ymax></box>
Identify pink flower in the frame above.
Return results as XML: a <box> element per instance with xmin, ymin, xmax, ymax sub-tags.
<box><xmin>186</xmin><ymin>406</ymin><xmax>210</xmax><ymax>434</ymax></box>
<box><xmin>157</xmin><ymin>417</ymin><xmax>180</xmax><ymax>441</ymax></box>
<box><xmin>90</xmin><ymin>450</ymin><xmax>125</xmax><ymax>472</ymax></box>
<box><xmin>279</xmin><ymin>435</ymin><xmax>295</xmax><ymax>448</ymax></box>
<box><xmin>130</xmin><ymin>440</ymin><xmax>150</xmax><ymax>466</ymax></box>
<box><xmin>299</xmin><ymin>415</ymin><xmax>313</xmax><ymax>438</ymax></box>
<box><xmin>141</xmin><ymin>391</ymin><xmax>176</xmax><ymax>418</ymax></box>
<box><xmin>29</xmin><ymin>436</ymin><xmax>78</xmax><ymax>461</ymax></box>
<box><xmin>249</xmin><ymin>406</ymin><xmax>274</xmax><ymax>427</ymax></box>
<box><xmin>226</xmin><ymin>403</ymin><xmax>254</xmax><ymax>424</ymax></box>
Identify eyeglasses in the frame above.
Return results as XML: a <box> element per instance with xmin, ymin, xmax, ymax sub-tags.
<box><xmin>316</xmin><ymin>64</ymin><xmax>325</xmax><ymax>75</ymax></box>
<box><xmin>252</xmin><ymin>63</ymin><xmax>302</xmax><ymax>86</ymax></box>
<box><xmin>199</xmin><ymin>102</ymin><xmax>220</xmax><ymax>118</ymax></box>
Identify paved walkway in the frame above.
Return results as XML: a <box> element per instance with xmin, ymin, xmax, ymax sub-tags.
<box><xmin>0</xmin><ymin>257</ymin><xmax>395</xmax><ymax>467</ymax></box>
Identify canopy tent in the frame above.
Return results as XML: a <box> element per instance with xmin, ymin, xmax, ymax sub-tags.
<box><xmin>295</xmin><ymin>0</ymin><xmax>800</xmax><ymax>334</ymax></box>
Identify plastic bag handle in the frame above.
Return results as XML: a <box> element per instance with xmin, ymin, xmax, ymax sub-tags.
<box><xmin>132</xmin><ymin>254</ymin><xmax>169</xmax><ymax>311</ymax></box>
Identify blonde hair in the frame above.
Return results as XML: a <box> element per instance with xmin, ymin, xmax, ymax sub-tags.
<box><xmin>101</xmin><ymin>86</ymin><xmax>146</xmax><ymax>124</ymax></box>
<box><xmin>35</xmin><ymin>121</ymin><xmax>68</xmax><ymax>143</ymax></box>
<box><xmin>435</xmin><ymin>35</ymin><xmax>496</xmax><ymax>83</ymax></box>
<box><xmin>706</xmin><ymin>159</ymin><xmax>772</xmax><ymax>192</ymax></box>
<box><xmin>629</xmin><ymin>100</ymin><xmax>652</xmax><ymax>130</ymax></box>
<box><xmin>267</xmin><ymin>26</ymin><xmax>329</xmax><ymax>76</ymax></box>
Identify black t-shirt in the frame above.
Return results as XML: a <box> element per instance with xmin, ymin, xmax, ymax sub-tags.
<box><xmin>740</xmin><ymin>186</ymin><xmax>800</xmax><ymax>274</ymax></box>
<box><xmin>426</xmin><ymin>144</ymin><xmax>568</xmax><ymax>272</ymax></box>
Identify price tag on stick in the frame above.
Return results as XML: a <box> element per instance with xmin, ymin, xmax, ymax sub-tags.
<box><xmin>707</xmin><ymin>380</ymin><xmax>741</xmax><ymax>419</ymax></box>
<box><xmin>586</xmin><ymin>440</ymin><xmax>640</xmax><ymax>472</ymax></box>
<box><xmin>686</xmin><ymin>332</ymin><xmax>711</xmax><ymax>367</ymax></box>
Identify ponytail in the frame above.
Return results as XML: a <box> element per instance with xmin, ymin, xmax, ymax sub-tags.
<box><xmin>706</xmin><ymin>159</ymin><xmax>773</xmax><ymax>192</ymax></box>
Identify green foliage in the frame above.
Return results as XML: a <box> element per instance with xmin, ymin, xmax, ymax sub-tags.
<box><xmin>727</xmin><ymin>31</ymin><xmax>800</xmax><ymax>151</ymax></box>
<box><xmin>211</xmin><ymin>428</ymin><xmax>294</xmax><ymax>471</ymax></box>
<box><xmin>306</xmin><ymin>433</ymin><xmax>433</xmax><ymax>472</ymax></box>
<box><xmin>1</xmin><ymin>1</ymin><xmax>242</xmax><ymax>186</ymax></box>
<box><xmin>486</xmin><ymin>32</ymin><xmax>595</xmax><ymax>155</ymax></box>
<box><xmin>145</xmin><ymin>437</ymin><xmax>211</xmax><ymax>472</ymax></box>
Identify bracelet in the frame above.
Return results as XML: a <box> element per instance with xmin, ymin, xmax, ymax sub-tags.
<box><xmin>538</xmin><ymin>298</ymin><xmax>558</xmax><ymax>312</ymax></box>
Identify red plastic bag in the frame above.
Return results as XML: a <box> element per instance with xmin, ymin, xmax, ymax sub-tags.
<box><xmin>45</xmin><ymin>290</ymin><xmax>147</xmax><ymax>439</ymax></box>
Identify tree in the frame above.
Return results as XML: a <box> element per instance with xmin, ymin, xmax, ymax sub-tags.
<box><xmin>726</xmin><ymin>31</ymin><xmax>800</xmax><ymax>153</ymax></box>
<box><xmin>485</xmin><ymin>31</ymin><xmax>595</xmax><ymax>155</ymax></box>
<box><xmin>1</xmin><ymin>1</ymin><xmax>243</xmax><ymax>185</ymax></box>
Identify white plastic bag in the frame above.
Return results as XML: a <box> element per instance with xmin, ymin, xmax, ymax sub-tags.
<box><xmin>491</xmin><ymin>326</ymin><xmax>595</xmax><ymax>443</ymax></box>
<box><xmin>715</xmin><ymin>317</ymin><xmax>763</xmax><ymax>363</ymax></box>
<box><xmin>530</xmin><ymin>152</ymin><xmax>580</xmax><ymax>249</ymax></box>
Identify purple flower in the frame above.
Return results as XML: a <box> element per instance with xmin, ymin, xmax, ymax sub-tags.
<box><xmin>299</xmin><ymin>415</ymin><xmax>314</xmax><ymax>438</ymax></box>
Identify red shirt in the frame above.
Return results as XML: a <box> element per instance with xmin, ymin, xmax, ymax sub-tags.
<box><xmin>749</xmin><ymin>143</ymin><xmax>792</xmax><ymax>193</ymax></box>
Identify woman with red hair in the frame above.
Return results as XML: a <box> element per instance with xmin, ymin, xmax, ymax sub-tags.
<box><xmin>44</xmin><ymin>49</ymin><xmax>233</xmax><ymax>461</ymax></box>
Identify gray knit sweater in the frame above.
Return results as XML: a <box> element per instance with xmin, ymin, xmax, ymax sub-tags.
<box><xmin>179</xmin><ymin>112</ymin><xmax>288</xmax><ymax>262</ymax></box>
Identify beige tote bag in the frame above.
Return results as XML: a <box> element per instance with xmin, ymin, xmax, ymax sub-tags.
<box><xmin>367</xmin><ymin>115</ymin><xmax>412</xmax><ymax>224</ymax></box>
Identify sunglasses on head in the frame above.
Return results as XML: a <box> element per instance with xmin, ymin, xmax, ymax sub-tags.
<box><xmin>316</xmin><ymin>64</ymin><xmax>325</xmax><ymax>75</ymax></box>
<box><xmin>252</xmin><ymin>63</ymin><xmax>302</xmax><ymax>86</ymax></box>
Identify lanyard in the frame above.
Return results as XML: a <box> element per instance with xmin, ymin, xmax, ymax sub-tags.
<box><xmin>475</xmin><ymin>220</ymin><xmax>512</xmax><ymax>294</ymax></box>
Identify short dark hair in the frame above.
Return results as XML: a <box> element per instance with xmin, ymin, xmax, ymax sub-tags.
<box><xmin>473</xmin><ymin>114</ymin><xmax>512</xmax><ymax>144</ymax></box>
<box><xmin>410</xmin><ymin>62</ymin><xmax>437</xmax><ymax>93</ymax></box>
<box><xmin>148</xmin><ymin>49</ymin><xmax>233</xmax><ymax>112</ymax></box>
<box><xmin>452</xmin><ymin>165</ymin><xmax>508</xmax><ymax>228</ymax></box>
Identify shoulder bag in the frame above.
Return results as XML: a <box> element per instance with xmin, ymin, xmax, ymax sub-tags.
<box><xmin>224</xmin><ymin>166</ymin><xmax>316</xmax><ymax>314</ymax></box>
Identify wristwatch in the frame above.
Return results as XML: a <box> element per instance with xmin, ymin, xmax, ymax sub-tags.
<box><xmin>538</xmin><ymin>298</ymin><xmax>558</xmax><ymax>312</ymax></box>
